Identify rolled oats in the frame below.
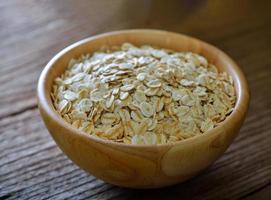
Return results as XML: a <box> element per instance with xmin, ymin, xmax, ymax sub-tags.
<box><xmin>52</xmin><ymin>43</ymin><xmax>236</xmax><ymax>144</ymax></box>
<box><xmin>139</xmin><ymin>102</ymin><xmax>155</xmax><ymax>118</ymax></box>
<box><xmin>119</xmin><ymin>91</ymin><xmax>129</xmax><ymax>100</ymax></box>
<box><xmin>136</xmin><ymin>72</ymin><xmax>147</xmax><ymax>81</ymax></box>
<box><xmin>133</xmin><ymin>90</ymin><xmax>147</xmax><ymax>102</ymax></box>
<box><xmin>105</xmin><ymin>95</ymin><xmax>115</xmax><ymax>108</ymax></box>
<box><xmin>57</xmin><ymin>99</ymin><xmax>69</xmax><ymax>114</ymax></box>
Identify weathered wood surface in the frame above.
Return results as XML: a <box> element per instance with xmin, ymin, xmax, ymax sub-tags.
<box><xmin>0</xmin><ymin>0</ymin><xmax>270</xmax><ymax>199</ymax></box>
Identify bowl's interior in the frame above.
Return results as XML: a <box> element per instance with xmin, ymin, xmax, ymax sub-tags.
<box><xmin>38</xmin><ymin>29</ymin><xmax>249</xmax><ymax>147</ymax></box>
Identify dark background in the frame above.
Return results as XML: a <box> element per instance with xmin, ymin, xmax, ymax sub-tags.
<box><xmin>0</xmin><ymin>0</ymin><xmax>271</xmax><ymax>199</ymax></box>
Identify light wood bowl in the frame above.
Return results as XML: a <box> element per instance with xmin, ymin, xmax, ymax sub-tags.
<box><xmin>37</xmin><ymin>29</ymin><xmax>250</xmax><ymax>188</ymax></box>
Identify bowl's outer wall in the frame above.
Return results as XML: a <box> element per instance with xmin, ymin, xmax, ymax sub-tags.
<box><xmin>38</xmin><ymin>30</ymin><xmax>249</xmax><ymax>188</ymax></box>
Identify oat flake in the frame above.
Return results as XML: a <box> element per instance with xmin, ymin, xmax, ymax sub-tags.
<box><xmin>52</xmin><ymin>43</ymin><xmax>236</xmax><ymax>144</ymax></box>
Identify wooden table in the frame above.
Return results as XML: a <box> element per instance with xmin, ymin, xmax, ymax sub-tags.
<box><xmin>1</xmin><ymin>0</ymin><xmax>271</xmax><ymax>199</ymax></box>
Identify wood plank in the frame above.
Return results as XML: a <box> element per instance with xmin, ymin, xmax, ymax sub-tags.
<box><xmin>1</xmin><ymin>0</ymin><xmax>271</xmax><ymax>199</ymax></box>
<box><xmin>242</xmin><ymin>184</ymin><xmax>271</xmax><ymax>200</ymax></box>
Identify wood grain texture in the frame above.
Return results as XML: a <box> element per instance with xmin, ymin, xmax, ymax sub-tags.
<box><xmin>0</xmin><ymin>0</ymin><xmax>271</xmax><ymax>199</ymax></box>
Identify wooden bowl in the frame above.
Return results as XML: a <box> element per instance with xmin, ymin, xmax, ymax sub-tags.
<box><xmin>37</xmin><ymin>29</ymin><xmax>249</xmax><ymax>188</ymax></box>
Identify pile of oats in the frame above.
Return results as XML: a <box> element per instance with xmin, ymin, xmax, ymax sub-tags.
<box><xmin>51</xmin><ymin>43</ymin><xmax>236</xmax><ymax>144</ymax></box>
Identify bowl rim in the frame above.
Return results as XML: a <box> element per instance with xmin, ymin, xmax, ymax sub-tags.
<box><xmin>37</xmin><ymin>29</ymin><xmax>250</xmax><ymax>148</ymax></box>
